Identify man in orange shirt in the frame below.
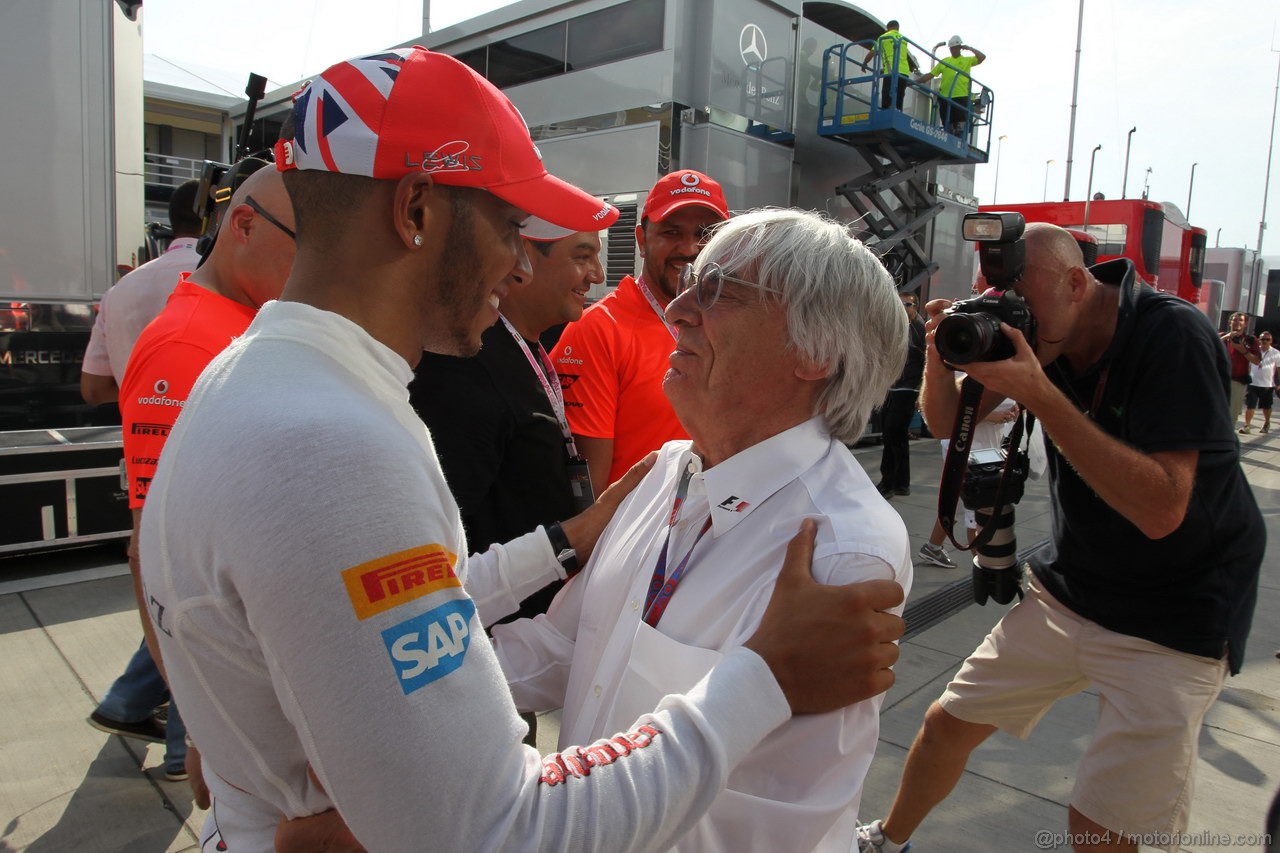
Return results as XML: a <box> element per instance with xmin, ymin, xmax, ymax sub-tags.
<box><xmin>553</xmin><ymin>170</ymin><xmax>729</xmax><ymax>488</ymax></box>
<box><xmin>117</xmin><ymin>161</ymin><xmax>295</xmax><ymax>799</ymax></box>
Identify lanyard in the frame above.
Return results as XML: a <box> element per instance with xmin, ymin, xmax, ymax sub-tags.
<box><xmin>499</xmin><ymin>314</ymin><xmax>579</xmax><ymax>458</ymax></box>
<box><xmin>633</xmin><ymin>276</ymin><xmax>680</xmax><ymax>342</ymax></box>
<box><xmin>642</xmin><ymin>460</ymin><xmax>714</xmax><ymax>627</ymax></box>
<box><xmin>1053</xmin><ymin>361</ymin><xmax>1111</xmax><ymax>420</ymax></box>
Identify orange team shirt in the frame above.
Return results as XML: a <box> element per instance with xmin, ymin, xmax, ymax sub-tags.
<box><xmin>552</xmin><ymin>275</ymin><xmax>688</xmax><ymax>486</ymax></box>
<box><xmin>120</xmin><ymin>275</ymin><xmax>257</xmax><ymax>508</ymax></box>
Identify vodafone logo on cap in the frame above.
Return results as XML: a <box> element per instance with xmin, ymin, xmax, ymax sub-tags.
<box><xmin>667</xmin><ymin>171</ymin><xmax>711</xmax><ymax>199</ymax></box>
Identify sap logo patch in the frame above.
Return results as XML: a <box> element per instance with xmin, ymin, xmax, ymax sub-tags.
<box><xmin>382</xmin><ymin>599</ymin><xmax>475</xmax><ymax>695</ymax></box>
<box><xmin>342</xmin><ymin>543</ymin><xmax>460</xmax><ymax>620</ymax></box>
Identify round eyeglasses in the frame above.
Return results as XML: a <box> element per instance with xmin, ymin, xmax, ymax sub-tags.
<box><xmin>677</xmin><ymin>262</ymin><xmax>783</xmax><ymax>309</ymax></box>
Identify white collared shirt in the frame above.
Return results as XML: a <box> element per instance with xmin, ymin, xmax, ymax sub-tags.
<box><xmin>82</xmin><ymin>238</ymin><xmax>201</xmax><ymax>382</ymax></box>
<box><xmin>495</xmin><ymin>416</ymin><xmax>913</xmax><ymax>853</ymax></box>
<box><xmin>1249</xmin><ymin>346</ymin><xmax>1280</xmax><ymax>387</ymax></box>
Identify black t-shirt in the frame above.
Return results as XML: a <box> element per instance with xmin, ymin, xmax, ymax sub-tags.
<box><xmin>410</xmin><ymin>321</ymin><xmax>574</xmax><ymax>621</ymax></box>
<box><xmin>1030</xmin><ymin>260</ymin><xmax>1263</xmax><ymax>674</ymax></box>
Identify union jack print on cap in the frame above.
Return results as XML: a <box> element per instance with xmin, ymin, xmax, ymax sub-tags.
<box><xmin>274</xmin><ymin>46</ymin><xmax>615</xmax><ymax>233</ymax></box>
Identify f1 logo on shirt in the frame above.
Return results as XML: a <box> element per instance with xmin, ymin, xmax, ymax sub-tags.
<box><xmin>382</xmin><ymin>599</ymin><xmax>475</xmax><ymax>695</ymax></box>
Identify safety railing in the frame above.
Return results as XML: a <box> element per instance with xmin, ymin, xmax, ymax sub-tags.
<box><xmin>143</xmin><ymin>153</ymin><xmax>204</xmax><ymax>187</ymax></box>
<box><xmin>819</xmin><ymin>35</ymin><xmax>993</xmax><ymax>155</ymax></box>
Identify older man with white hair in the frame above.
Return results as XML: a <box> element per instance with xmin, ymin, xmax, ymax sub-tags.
<box><xmin>494</xmin><ymin>207</ymin><xmax>914</xmax><ymax>852</ymax></box>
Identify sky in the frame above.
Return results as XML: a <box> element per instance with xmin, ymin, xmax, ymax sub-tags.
<box><xmin>141</xmin><ymin>0</ymin><xmax>1280</xmax><ymax>257</ymax></box>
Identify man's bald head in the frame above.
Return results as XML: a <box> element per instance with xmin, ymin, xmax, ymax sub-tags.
<box><xmin>1023</xmin><ymin>223</ymin><xmax>1086</xmax><ymax>279</ymax></box>
<box><xmin>198</xmin><ymin>163</ymin><xmax>296</xmax><ymax>309</ymax></box>
<box><xmin>228</xmin><ymin>166</ymin><xmax>291</xmax><ymax>222</ymax></box>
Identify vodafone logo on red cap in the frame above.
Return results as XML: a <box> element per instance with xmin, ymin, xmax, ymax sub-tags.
<box><xmin>644</xmin><ymin>170</ymin><xmax>729</xmax><ymax>221</ymax></box>
<box><xmin>663</xmin><ymin>172</ymin><xmax>714</xmax><ymax>203</ymax></box>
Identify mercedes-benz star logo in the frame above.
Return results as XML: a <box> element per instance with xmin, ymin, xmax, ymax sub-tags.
<box><xmin>740</xmin><ymin>23</ymin><xmax>767</xmax><ymax>67</ymax></box>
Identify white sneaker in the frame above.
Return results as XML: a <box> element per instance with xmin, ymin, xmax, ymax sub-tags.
<box><xmin>917</xmin><ymin>542</ymin><xmax>956</xmax><ymax>568</ymax></box>
<box><xmin>857</xmin><ymin>820</ymin><xmax>912</xmax><ymax>852</ymax></box>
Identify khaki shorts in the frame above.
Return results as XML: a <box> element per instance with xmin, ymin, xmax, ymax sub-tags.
<box><xmin>939</xmin><ymin>577</ymin><xmax>1227</xmax><ymax>847</ymax></box>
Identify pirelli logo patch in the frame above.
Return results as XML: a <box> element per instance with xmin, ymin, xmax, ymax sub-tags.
<box><xmin>341</xmin><ymin>544</ymin><xmax>460</xmax><ymax>620</ymax></box>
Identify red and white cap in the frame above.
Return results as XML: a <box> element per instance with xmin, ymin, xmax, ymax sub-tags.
<box><xmin>641</xmin><ymin>170</ymin><xmax>730</xmax><ymax>223</ymax></box>
<box><xmin>275</xmin><ymin>46</ymin><xmax>615</xmax><ymax>232</ymax></box>
<box><xmin>523</xmin><ymin>201</ymin><xmax>620</xmax><ymax>242</ymax></box>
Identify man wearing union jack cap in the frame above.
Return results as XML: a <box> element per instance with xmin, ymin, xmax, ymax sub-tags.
<box><xmin>139</xmin><ymin>46</ymin><xmax>904</xmax><ymax>851</ymax></box>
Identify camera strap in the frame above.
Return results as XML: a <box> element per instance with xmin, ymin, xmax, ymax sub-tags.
<box><xmin>936</xmin><ymin>379</ymin><xmax>1036</xmax><ymax>553</ymax></box>
<box><xmin>937</xmin><ymin>377</ymin><xmax>983</xmax><ymax>549</ymax></box>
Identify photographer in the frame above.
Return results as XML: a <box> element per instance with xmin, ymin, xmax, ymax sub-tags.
<box><xmin>857</xmin><ymin>223</ymin><xmax>1263</xmax><ymax>853</ymax></box>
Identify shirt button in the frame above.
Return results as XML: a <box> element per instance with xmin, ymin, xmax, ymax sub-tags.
<box><xmin>594</xmin><ymin>685</ymin><xmax>602</xmax><ymax>698</ymax></box>
<box><xmin>631</xmin><ymin>600</ymin><xmax>639</xmax><ymax>611</ymax></box>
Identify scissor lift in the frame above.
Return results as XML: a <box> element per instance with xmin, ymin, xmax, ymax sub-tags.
<box><xmin>819</xmin><ymin>36</ymin><xmax>993</xmax><ymax>292</ymax></box>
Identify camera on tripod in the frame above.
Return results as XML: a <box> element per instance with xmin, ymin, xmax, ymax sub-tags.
<box><xmin>935</xmin><ymin>212</ymin><xmax>1037</xmax><ymax>365</ymax></box>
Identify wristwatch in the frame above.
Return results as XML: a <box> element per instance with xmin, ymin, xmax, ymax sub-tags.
<box><xmin>544</xmin><ymin>522</ymin><xmax>580</xmax><ymax>576</ymax></box>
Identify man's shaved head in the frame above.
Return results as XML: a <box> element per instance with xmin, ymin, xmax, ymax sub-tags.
<box><xmin>1023</xmin><ymin>223</ymin><xmax>1086</xmax><ymax>278</ymax></box>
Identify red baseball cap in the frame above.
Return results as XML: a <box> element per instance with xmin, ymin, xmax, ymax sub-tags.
<box><xmin>642</xmin><ymin>170</ymin><xmax>730</xmax><ymax>222</ymax></box>
<box><xmin>274</xmin><ymin>46</ymin><xmax>614</xmax><ymax>232</ymax></box>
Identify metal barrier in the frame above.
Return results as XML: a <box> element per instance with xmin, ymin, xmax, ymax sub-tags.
<box><xmin>143</xmin><ymin>153</ymin><xmax>204</xmax><ymax>187</ymax></box>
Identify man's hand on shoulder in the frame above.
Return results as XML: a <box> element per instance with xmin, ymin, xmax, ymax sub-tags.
<box><xmin>744</xmin><ymin>520</ymin><xmax>905</xmax><ymax>713</ymax></box>
<box><xmin>560</xmin><ymin>451</ymin><xmax>657</xmax><ymax>566</ymax></box>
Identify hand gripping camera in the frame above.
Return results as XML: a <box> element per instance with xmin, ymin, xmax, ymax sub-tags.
<box><xmin>935</xmin><ymin>212</ymin><xmax>1036</xmax><ymax>365</ymax></box>
<box><xmin>935</xmin><ymin>212</ymin><xmax>1037</xmax><ymax>606</ymax></box>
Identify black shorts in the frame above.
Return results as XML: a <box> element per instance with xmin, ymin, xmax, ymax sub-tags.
<box><xmin>1245</xmin><ymin>385</ymin><xmax>1274</xmax><ymax>410</ymax></box>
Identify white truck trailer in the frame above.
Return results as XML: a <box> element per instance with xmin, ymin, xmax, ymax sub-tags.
<box><xmin>0</xmin><ymin>0</ymin><xmax>145</xmax><ymax>554</ymax></box>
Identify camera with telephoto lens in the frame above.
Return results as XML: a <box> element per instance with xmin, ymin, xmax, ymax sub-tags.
<box><xmin>962</xmin><ymin>443</ymin><xmax>1031</xmax><ymax>607</ymax></box>
<box><xmin>962</xmin><ymin>445</ymin><xmax>1028</xmax><ymax>509</ymax></box>
<box><xmin>935</xmin><ymin>212</ymin><xmax>1037</xmax><ymax>365</ymax></box>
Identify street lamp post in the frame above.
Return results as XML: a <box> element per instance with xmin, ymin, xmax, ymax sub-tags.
<box><xmin>1043</xmin><ymin>159</ymin><xmax>1055</xmax><ymax>202</ymax></box>
<box><xmin>1251</xmin><ymin>49</ymin><xmax>1280</xmax><ymax>308</ymax></box>
<box><xmin>1063</xmin><ymin>0</ymin><xmax>1085</xmax><ymax>200</ymax></box>
<box><xmin>1121</xmin><ymin>126</ymin><xmax>1136</xmax><ymax>199</ymax></box>
<box><xmin>1083</xmin><ymin>144</ymin><xmax>1102</xmax><ymax>228</ymax></box>
<box><xmin>993</xmin><ymin>135</ymin><xmax>1008</xmax><ymax>204</ymax></box>
<box><xmin>1187</xmin><ymin>162</ymin><xmax>1198</xmax><ymax>219</ymax></box>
